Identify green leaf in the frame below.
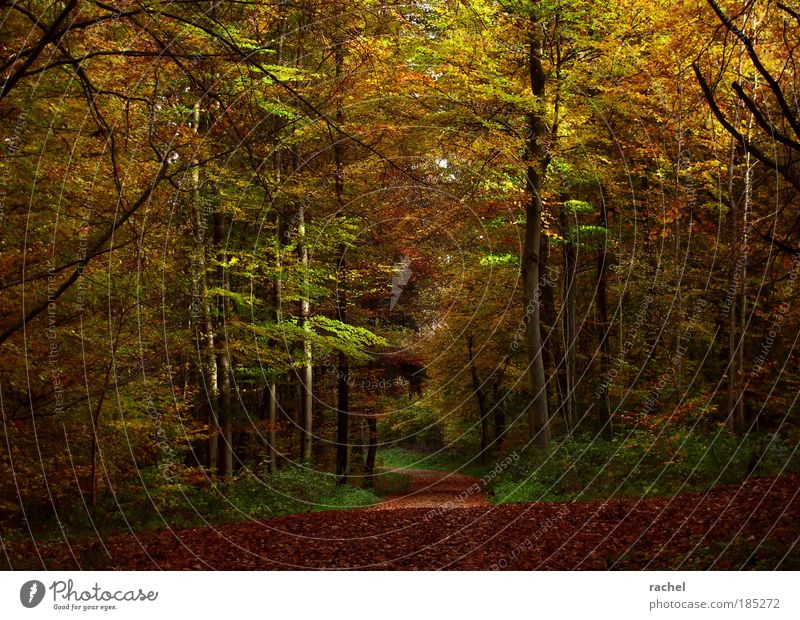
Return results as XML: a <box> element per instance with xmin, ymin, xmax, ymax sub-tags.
<box><xmin>479</xmin><ymin>253</ymin><xmax>519</xmax><ymax>266</ymax></box>
<box><xmin>563</xmin><ymin>200</ymin><xmax>595</xmax><ymax>214</ymax></box>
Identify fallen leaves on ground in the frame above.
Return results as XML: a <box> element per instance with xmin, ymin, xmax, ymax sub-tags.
<box><xmin>6</xmin><ymin>474</ymin><xmax>799</xmax><ymax>570</ymax></box>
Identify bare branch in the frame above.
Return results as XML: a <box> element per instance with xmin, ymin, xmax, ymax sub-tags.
<box><xmin>706</xmin><ymin>0</ymin><xmax>800</xmax><ymax>140</ymax></box>
<box><xmin>693</xmin><ymin>63</ymin><xmax>800</xmax><ymax>192</ymax></box>
<box><xmin>0</xmin><ymin>158</ymin><xmax>172</xmax><ymax>345</ymax></box>
<box><xmin>732</xmin><ymin>81</ymin><xmax>800</xmax><ymax>152</ymax></box>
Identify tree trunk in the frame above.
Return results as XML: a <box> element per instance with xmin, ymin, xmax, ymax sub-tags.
<box><xmin>298</xmin><ymin>203</ymin><xmax>313</xmax><ymax>461</ymax></box>
<box><xmin>560</xmin><ymin>207</ymin><xmax>577</xmax><ymax>435</ymax></box>
<box><xmin>737</xmin><ymin>46</ymin><xmax>755</xmax><ymax>436</ymax></box>
<box><xmin>89</xmin><ymin>382</ymin><xmax>109</xmax><ymax>517</ymax></box>
<box><xmin>494</xmin><ymin>399</ymin><xmax>506</xmax><ymax>448</ymax></box>
<box><xmin>336</xmin><ymin>348</ymin><xmax>349</xmax><ymax>482</ymax></box>
<box><xmin>267</xmin><ymin>383</ymin><xmax>278</xmax><ymax>472</ymax></box>
<box><xmin>467</xmin><ymin>335</ymin><xmax>489</xmax><ymax>464</ymax></box>
<box><xmin>734</xmin><ymin>140</ymin><xmax>752</xmax><ymax>436</ymax></box>
<box><xmin>596</xmin><ymin>199</ymin><xmax>612</xmax><ymax>437</ymax></box>
<box><xmin>364</xmin><ymin>415</ymin><xmax>377</xmax><ymax>488</ymax></box>
<box><xmin>351</xmin><ymin>419</ymin><xmax>365</xmax><ymax>478</ymax></box>
<box><xmin>523</xmin><ymin>18</ymin><xmax>550</xmax><ymax>451</ymax></box>
<box><xmin>89</xmin><ymin>321</ymin><xmax>123</xmax><ymax>513</ymax></box>
<box><xmin>539</xmin><ymin>236</ymin><xmax>566</xmax><ymax>417</ymax></box>
<box><xmin>218</xmin><ymin>348</ymin><xmax>233</xmax><ymax>477</ymax></box>
<box><xmin>215</xmin><ymin>206</ymin><xmax>233</xmax><ymax>477</ymax></box>
<box><xmin>333</xmin><ymin>26</ymin><xmax>350</xmax><ymax>483</ymax></box>
<box><xmin>738</xmin><ymin>177</ymin><xmax>749</xmax><ymax>435</ymax></box>
<box><xmin>264</xmin><ymin>0</ymin><xmax>288</xmax><ymax>477</ymax></box>
<box><xmin>267</xmin><ymin>210</ymin><xmax>283</xmax><ymax>473</ymax></box>
<box><xmin>724</xmin><ymin>8</ymin><xmax>754</xmax><ymax>437</ymax></box>
<box><xmin>726</xmin><ymin>133</ymin><xmax>739</xmax><ymax>435</ymax></box>
<box><xmin>191</xmin><ymin>101</ymin><xmax>219</xmax><ymax>472</ymax></box>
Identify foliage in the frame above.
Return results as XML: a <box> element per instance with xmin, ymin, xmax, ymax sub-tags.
<box><xmin>2</xmin><ymin>0</ymin><xmax>800</xmax><ymax>564</ymax></box>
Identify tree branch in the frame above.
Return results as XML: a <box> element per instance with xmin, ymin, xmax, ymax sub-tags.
<box><xmin>731</xmin><ymin>81</ymin><xmax>800</xmax><ymax>152</ymax></box>
<box><xmin>693</xmin><ymin>63</ymin><xmax>800</xmax><ymax>192</ymax></box>
<box><xmin>0</xmin><ymin>0</ymin><xmax>78</xmax><ymax>100</ymax></box>
<box><xmin>0</xmin><ymin>158</ymin><xmax>171</xmax><ymax>345</ymax></box>
<box><xmin>706</xmin><ymin>0</ymin><xmax>800</xmax><ymax>140</ymax></box>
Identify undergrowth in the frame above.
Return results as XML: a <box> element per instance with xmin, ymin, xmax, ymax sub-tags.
<box><xmin>381</xmin><ymin>429</ymin><xmax>800</xmax><ymax>505</ymax></box>
<box><xmin>2</xmin><ymin>465</ymin><xmax>382</xmax><ymax>544</ymax></box>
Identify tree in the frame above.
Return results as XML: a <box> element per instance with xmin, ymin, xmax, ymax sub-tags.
<box><xmin>522</xmin><ymin>9</ymin><xmax>551</xmax><ymax>451</ymax></box>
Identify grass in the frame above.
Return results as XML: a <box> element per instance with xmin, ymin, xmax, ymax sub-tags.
<box><xmin>1</xmin><ymin>465</ymin><xmax>383</xmax><ymax>546</ymax></box>
<box><xmin>380</xmin><ymin>429</ymin><xmax>800</xmax><ymax>506</ymax></box>
<box><xmin>378</xmin><ymin>446</ymin><xmax>494</xmax><ymax>478</ymax></box>
<box><xmin>132</xmin><ymin>466</ymin><xmax>383</xmax><ymax>527</ymax></box>
<box><xmin>492</xmin><ymin>429</ymin><xmax>800</xmax><ymax>504</ymax></box>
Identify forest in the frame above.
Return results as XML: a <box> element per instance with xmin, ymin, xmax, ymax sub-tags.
<box><xmin>1</xmin><ymin>0</ymin><xmax>800</xmax><ymax>570</ymax></box>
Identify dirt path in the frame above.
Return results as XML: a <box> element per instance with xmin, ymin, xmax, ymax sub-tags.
<box><xmin>370</xmin><ymin>468</ymin><xmax>489</xmax><ymax>510</ymax></box>
<box><xmin>8</xmin><ymin>475</ymin><xmax>799</xmax><ymax>570</ymax></box>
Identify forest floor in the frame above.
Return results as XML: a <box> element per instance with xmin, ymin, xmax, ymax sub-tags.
<box><xmin>369</xmin><ymin>468</ymin><xmax>488</xmax><ymax>510</ymax></box>
<box><xmin>6</xmin><ymin>471</ymin><xmax>800</xmax><ymax>570</ymax></box>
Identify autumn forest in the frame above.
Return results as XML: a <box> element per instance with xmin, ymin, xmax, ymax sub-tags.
<box><xmin>2</xmin><ymin>0</ymin><xmax>800</xmax><ymax>570</ymax></box>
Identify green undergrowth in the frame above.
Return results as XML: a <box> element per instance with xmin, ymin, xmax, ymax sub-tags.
<box><xmin>2</xmin><ymin>465</ymin><xmax>382</xmax><ymax>546</ymax></box>
<box><xmin>123</xmin><ymin>466</ymin><xmax>383</xmax><ymax>529</ymax></box>
<box><xmin>378</xmin><ymin>446</ymin><xmax>493</xmax><ymax>478</ymax></box>
<box><xmin>382</xmin><ymin>429</ymin><xmax>800</xmax><ymax>505</ymax></box>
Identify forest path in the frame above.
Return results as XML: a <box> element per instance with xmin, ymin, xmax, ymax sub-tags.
<box><xmin>12</xmin><ymin>475</ymin><xmax>800</xmax><ymax>570</ymax></box>
<box><xmin>370</xmin><ymin>467</ymin><xmax>489</xmax><ymax>510</ymax></box>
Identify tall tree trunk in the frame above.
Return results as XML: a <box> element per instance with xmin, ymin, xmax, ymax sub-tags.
<box><xmin>539</xmin><ymin>236</ymin><xmax>566</xmax><ymax>417</ymax></box>
<box><xmin>335</xmin><ymin>244</ymin><xmax>349</xmax><ymax>481</ymax></box>
<box><xmin>205</xmin><ymin>3</ymin><xmax>230</xmax><ymax>478</ymax></box>
<box><xmin>738</xmin><ymin>152</ymin><xmax>750</xmax><ymax>435</ymax></box>
<box><xmin>215</xmin><ymin>206</ymin><xmax>233</xmax><ymax>477</ymax></box>
<box><xmin>266</xmin><ymin>382</ymin><xmax>278</xmax><ymax>472</ymax></box>
<box><xmin>89</xmin><ymin>314</ymin><xmax>124</xmax><ymax>513</ymax></box>
<box><xmin>298</xmin><ymin>203</ymin><xmax>313</xmax><ymax>461</ymax></box>
<box><xmin>523</xmin><ymin>17</ymin><xmax>550</xmax><ymax>451</ymax></box>
<box><xmin>265</xmin><ymin>7</ymin><xmax>288</xmax><ymax>475</ymax></box>
<box><xmin>191</xmin><ymin>101</ymin><xmax>219</xmax><ymax>471</ymax></box>
<box><xmin>89</xmin><ymin>371</ymin><xmax>110</xmax><ymax>516</ymax></box>
<box><xmin>333</xmin><ymin>26</ymin><xmax>350</xmax><ymax>483</ymax></box>
<box><xmin>267</xmin><ymin>212</ymin><xmax>282</xmax><ymax>473</ymax></box>
<box><xmin>364</xmin><ymin>414</ymin><xmax>378</xmax><ymax>488</ymax></box>
<box><xmin>540</xmin><ymin>9</ymin><xmax>567</xmax><ymax>427</ymax></box>
<box><xmin>737</xmin><ymin>41</ymin><xmax>755</xmax><ymax>436</ymax></box>
<box><xmin>674</xmin><ymin>80</ymin><xmax>687</xmax><ymax>398</ymax></box>
<box><xmin>726</xmin><ymin>133</ymin><xmax>739</xmax><ymax>435</ymax></box>
<box><xmin>560</xmin><ymin>207</ymin><xmax>577</xmax><ymax>435</ymax></box>
<box><xmin>218</xmin><ymin>347</ymin><xmax>233</xmax><ymax>476</ymax></box>
<box><xmin>335</xmin><ymin>240</ymin><xmax>349</xmax><ymax>482</ymax></box>
<box><xmin>493</xmin><ymin>399</ymin><xmax>506</xmax><ymax>448</ymax></box>
<box><xmin>467</xmin><ymin>335</ymin><xmax>489</xmax><ymax>464</ymax></box>
<box><xmin>596</xmin><ymin>199</ymin><xmax>612</xmax><ymax>437</ymax></box>
<box><xmin>726</xmin><ymin>8</ymin><xmax>755</xmax><ymax>438</ymax></box>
